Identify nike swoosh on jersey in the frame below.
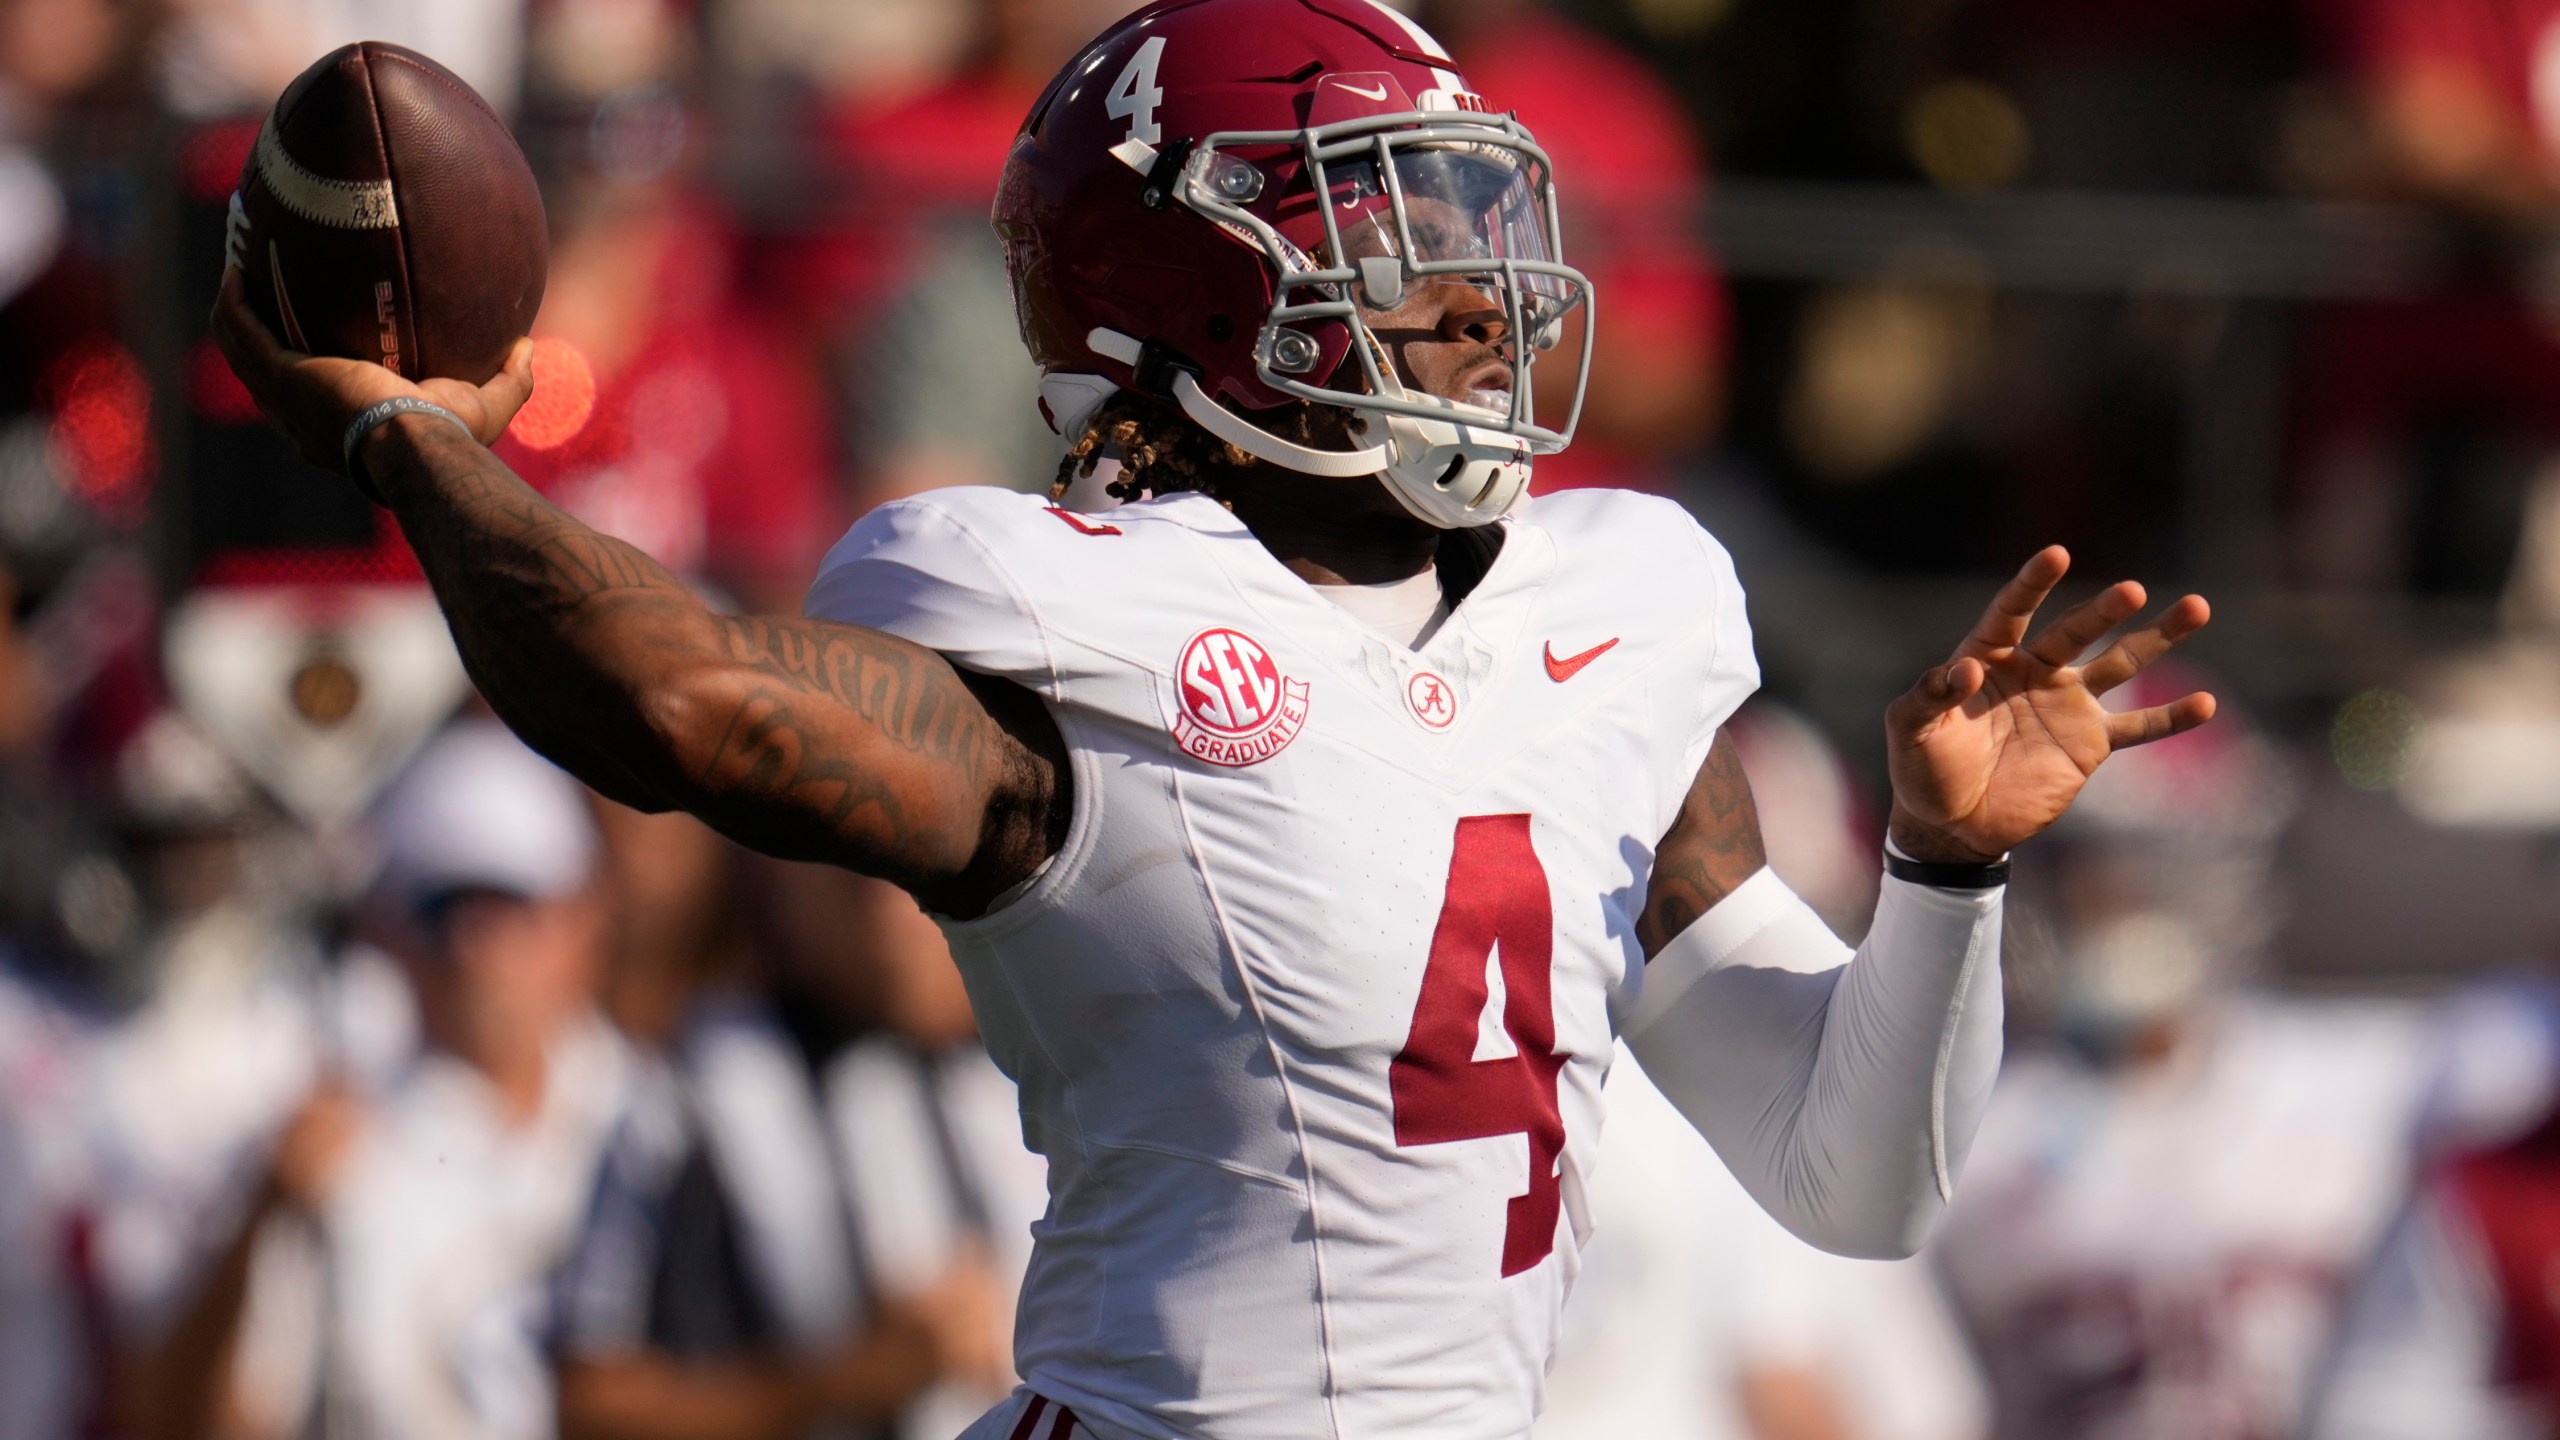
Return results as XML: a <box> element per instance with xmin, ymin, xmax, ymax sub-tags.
<box><xmin>1334</xmin><ymin>80</ymin><xmax>1391</xmax><ymax>101</ymax></box>
<box><xmin>1044</xmin><ymin>506</ymin><xmax>1123</xmax><ymax>536</ymax></box>
<box><xmin>1543</xmin><ymin>638</ymin><xmax>1619</xmax><ymax>682</ymax></box>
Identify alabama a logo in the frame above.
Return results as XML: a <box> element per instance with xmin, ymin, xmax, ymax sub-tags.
<box><xmin>1405</xmin><ymin>670</ymin><xmax>1457</xmax><ymax>730</ymax></box>
<box><xmin>1173</xmin><ymin>627</ymin><xmax>1311</xmax><ymax>767</ymax></box>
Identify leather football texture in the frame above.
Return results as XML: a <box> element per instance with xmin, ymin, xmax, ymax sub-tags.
<box><xmin>233</xmin><ymin>41</ymin><xmax>546</xmax><ymax>386</ymax></box>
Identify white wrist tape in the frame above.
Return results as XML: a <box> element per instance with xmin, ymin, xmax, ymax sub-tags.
<box><xmin>1623</xmin><ymin>865</ymin><xmax>2003</xmax><ymax>1258</ymax></box>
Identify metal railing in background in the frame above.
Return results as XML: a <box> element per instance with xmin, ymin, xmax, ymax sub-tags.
<box><xmin>1706</xmin><ymin>181</ymin><xmax>2449</xmax><ymax>299</ymax></box>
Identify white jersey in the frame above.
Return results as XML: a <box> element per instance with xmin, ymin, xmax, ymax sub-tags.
<box><xmin>806</xmin><ymin>485</ymin><xmax>1756</xmax><ymax>1440</ymax></box>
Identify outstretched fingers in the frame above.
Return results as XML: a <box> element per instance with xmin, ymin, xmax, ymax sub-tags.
<box><xmin>1958</xmin><ymin>546</ymin><xmax>2071</xmax><ymax>657</ymax></box>
<box><xmin>2023</xmin><ymin>580</ymin><xmax>2145</xmax><ymax>667</ymax></box>
<box><xmin>2105</xmin><ymin>690</ymin><xmax>2217</xmax><ymax>750</ymax></box>
<box><xmin>2080</xmin><ymin>594</ymin><xmax>2211</xmax><ymax>694</ymax></box>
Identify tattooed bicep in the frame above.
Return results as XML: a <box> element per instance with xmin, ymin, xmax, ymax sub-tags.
<box><xmin>684</xmin><ymin>616</ymin><xmax>1067</xmax><ymax>914</ymax></box>
<box><xmin>1637</xmin><ymin>728</ymin><xmax>1768</xmax><ymax>958</ymax></box>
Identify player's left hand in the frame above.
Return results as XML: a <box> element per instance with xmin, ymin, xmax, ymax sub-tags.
<box><xmin>1884</xmin><ymin>546</ymin><xmax>2214</xmax><ymax>865</ymax></box>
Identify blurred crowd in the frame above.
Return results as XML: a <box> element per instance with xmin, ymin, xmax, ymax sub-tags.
<box><xmin>7</xmin><ymin>1</ymin><xmax>2560</xmax><ymax>1439</ymax></box>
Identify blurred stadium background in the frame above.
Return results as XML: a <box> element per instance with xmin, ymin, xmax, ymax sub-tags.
<box><xmin>7</xmin><ymin>0</ymin><xmax>2560</xmax><ymax>1437</ymax></box>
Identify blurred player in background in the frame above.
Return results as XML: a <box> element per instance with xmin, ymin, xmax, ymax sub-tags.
<box><xmin>0</xmin><ymin>704</ymin><xmax>379</xmax><ymax>1440</ymax></box>
<box><xmin>817</xmin><ymin>879</ymin><xmax>1048</xmax><ymax>1440</ymax></box>
<box><xmin>76</xmin><ymin>712</ymin><xmax>358</xmax><ymax>1440</ymax></box>
<box><xmin>1931</xmin><ymin>672</ymin><xmax>2429</xmax><ymax>1440</ymax></box>
<box><xmin>550</xmin><ymin>799</ymin><xmax>1003</xmax><ymax>1440</ymax></box>
<box><xmin>128</xmin><ymin>721</ymin><xmax>630</xmax><ymax>1440</ymax></box>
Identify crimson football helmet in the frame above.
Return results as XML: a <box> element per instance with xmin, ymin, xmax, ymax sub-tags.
<box><xmin>995</xmin><ymin>0</ymin><xmax>1593</xmax><ymax>528</ymax></box>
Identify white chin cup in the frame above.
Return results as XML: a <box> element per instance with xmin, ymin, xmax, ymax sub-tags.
<box><xmin>1358</xmin><ymin>385</ymin><xmax>1533</xmax><ymax>530</ymax></box>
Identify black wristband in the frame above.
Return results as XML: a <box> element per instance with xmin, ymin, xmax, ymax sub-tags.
<box><xmin>1884</xmin><ymin>849</ymin><xmax>2010</xmax><ymax>889</ymax></box>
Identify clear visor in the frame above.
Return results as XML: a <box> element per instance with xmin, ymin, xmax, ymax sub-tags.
<box><xmin>1316</xmin><ymin>147</ymin><xmax>1575</xmax><ymax>340</ymax></box>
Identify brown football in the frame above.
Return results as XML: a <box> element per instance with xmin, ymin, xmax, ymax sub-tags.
<box><xmin>230</xmin><ymin>41</ymin><xmax>546</xmax><ymax>385</ymax></box>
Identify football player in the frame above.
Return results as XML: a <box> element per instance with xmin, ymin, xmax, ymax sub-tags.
<box><xmin>210</xmin><ymin>3</ymin><xmax>2215</xmax><ymax>1436</ymax></box>
<box><xmin>1930</xmin><ymin>676</ymin><xmax>2428</xmax><ymax>1440</ymax></box>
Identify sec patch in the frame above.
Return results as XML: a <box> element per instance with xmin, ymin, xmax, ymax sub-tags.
<box><xmin>1174</xmin><ymin>627</ymin><xmax>1310</xmax><ymax>767</ymax></box>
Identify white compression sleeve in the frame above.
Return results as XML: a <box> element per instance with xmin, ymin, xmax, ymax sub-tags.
<box><xmin>1622</xmin><ymin>865</ymin><xmax>2004</xmax><ymax>1259</ymax></box>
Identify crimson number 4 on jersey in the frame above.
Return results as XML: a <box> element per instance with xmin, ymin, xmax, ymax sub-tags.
<box><xmin>1389</xmin><ymin>814</ymin><xmax>1568</xmax><ymax>1277</ymax></box>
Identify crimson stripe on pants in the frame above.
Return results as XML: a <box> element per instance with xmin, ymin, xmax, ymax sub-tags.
<box><xmin>1004</xmin><ymin>1397</ymin><xmax>1049</xmax><ymax>1440</ymax></box>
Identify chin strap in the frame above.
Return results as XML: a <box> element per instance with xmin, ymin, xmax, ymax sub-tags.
<box><xmin>1087</xmin><ymin>328</ymin><xmax>1389</xmax><ymax>480</ymax></box>
<box><xmin>1171</xmin><ymin>373</ymin><xmax>1388</xmax><ymax>478</ymax></box>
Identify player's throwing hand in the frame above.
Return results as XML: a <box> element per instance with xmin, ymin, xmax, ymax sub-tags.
<box><xmin>1884</xmin><ymin>545</ymin><xmax>2214</xmax><ymax>865</ymax></box>
<box><xmin>208</xmin><ymin>266</ymin><xmax>534</xmax><ymax>478</ymax></box>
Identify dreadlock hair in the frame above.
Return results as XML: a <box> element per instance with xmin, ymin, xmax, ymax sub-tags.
<box><xmin>1050</xmin><ymin>389</ymin><xmax>1338</xmax><ymax>505</ymax></box>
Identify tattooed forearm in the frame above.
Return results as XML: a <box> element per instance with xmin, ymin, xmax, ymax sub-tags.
<box><xmin>1637</xmin><ymin>729</ymin><xmax>1768</xmax><ymax>958</ymax></box>
<box><xmin>359</xmin><ymin>416</ymin><xmax>1056</xmax><ymax>910</ymax></box>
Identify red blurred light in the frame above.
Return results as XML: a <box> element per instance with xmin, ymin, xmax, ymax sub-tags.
<box><xmin>184</xmin><ymin>338</ymin><xmax>261</xmax><ymax>425</ymax></box>
<box><xmin>508</xmin><ymin>337</ymin><xmax>597</xmax><ymax>450</ymax></box>
<box><xmin>40</xmin><ymin>340</ymin><xmax>155</xmax><ymax>529</ymax></box>
<box><xmin>179</xmin><ymin>120</ymin><xmax>261</xmax><ymax>207</ymax></box>
<box><xmin>194</xmin><ymin>546</ymin><xmax>425</xmax><ymax>589</ymax></box>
